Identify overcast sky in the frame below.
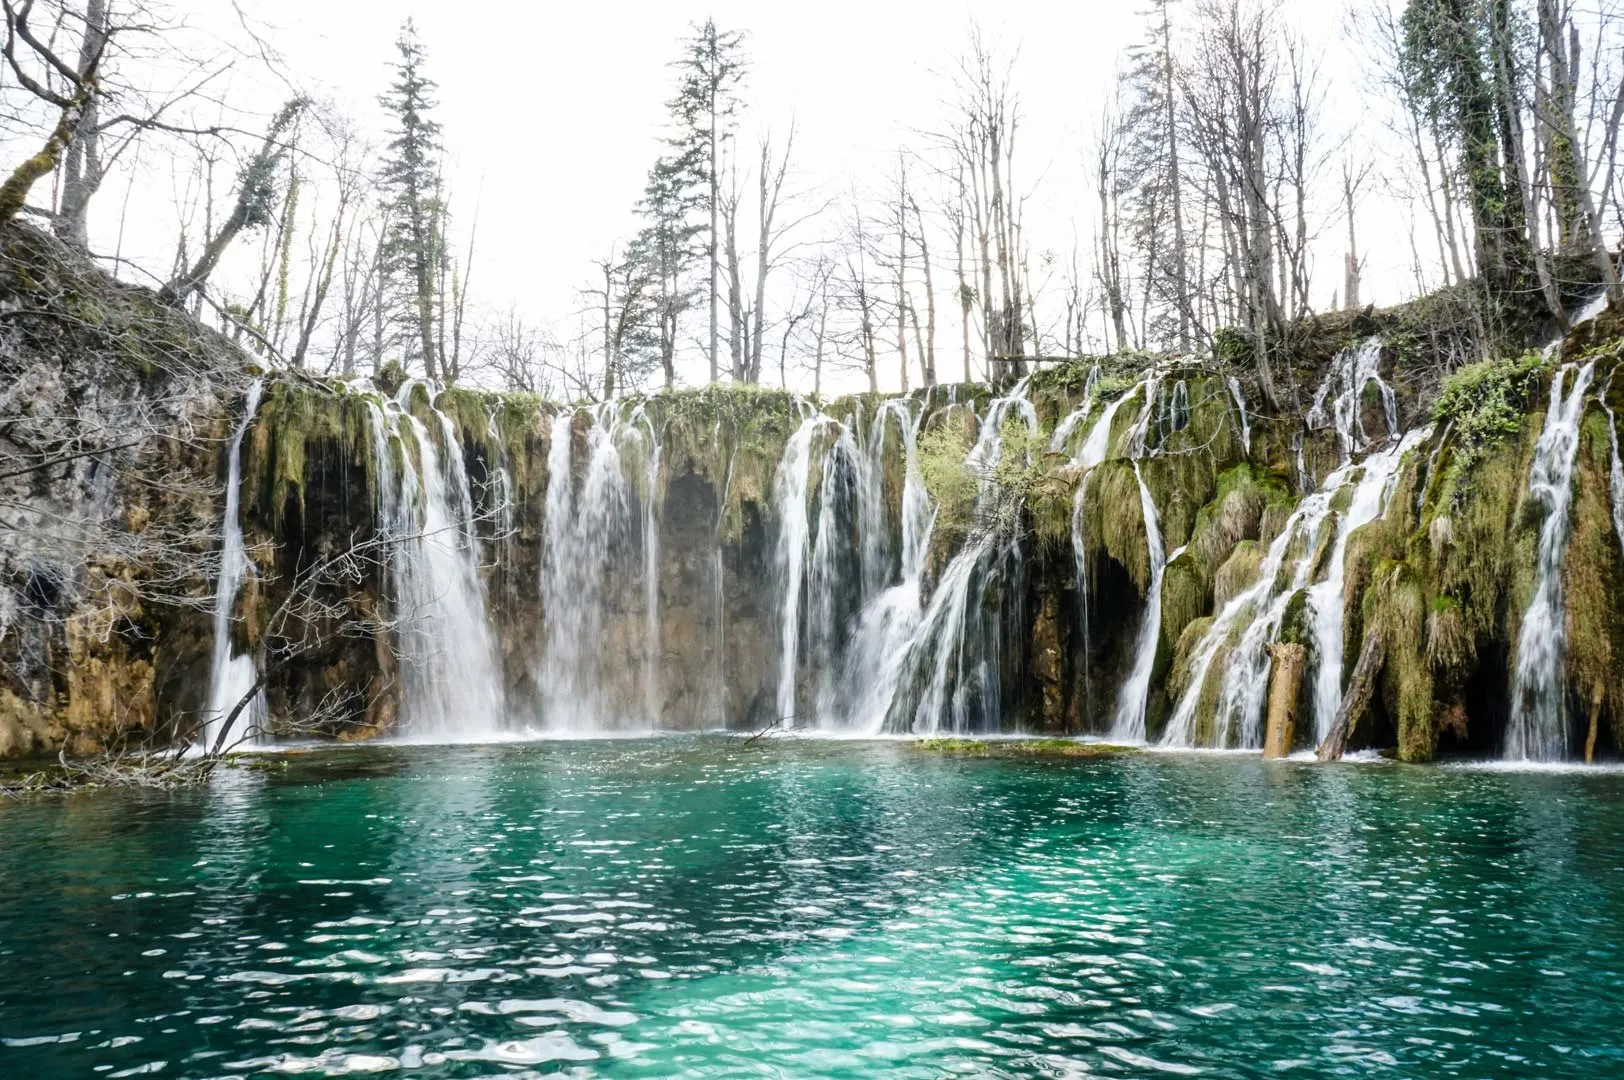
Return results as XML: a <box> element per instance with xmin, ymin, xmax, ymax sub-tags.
<box><xmin>98</xmin><ymin>0</ymin><xmax>1403</xmax><ymax>392</ymax></box>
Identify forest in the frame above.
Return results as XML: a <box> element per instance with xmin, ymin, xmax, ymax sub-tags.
<box><xmin>0</xmin><ymin>0</ymin><xmax>1618</xmax><ymax>402</ymax></box>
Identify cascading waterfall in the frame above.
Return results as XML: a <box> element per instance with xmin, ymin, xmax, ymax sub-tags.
<box><xmin>774</xmin><ymin>401</ymin><xmax>905</xmax><ymax>729</ymax></box>
<box><xmin>368</xmin><ymin>391</ymin><xmax>504</xmax><ymax>740</ymax></box>
<box><xmin>632</xmin><ymin>406</ymin><xmax>664</xmax><ymax>724</ymax></box>
<box><xmin>202</xmin><ymin>378</ymin><xmax>265</xmax><ymax>751</ymax></box>
<box><xmin>1049</xmin><ymin>365</ymin><xmax>1101</xmax><ymax>453</ymax></box>
<box><xmin>1160</xmin><ymin>487</ymin><xmax>1335</xmax><ymax>749</ymax></box>
<box><xmin>880</xmin><ymin>381</ymin><xmax>1037</xmax><ymax>735</ymax></box>
<box><xmin>1158</xmin><ymin>430</ymin><xmax>1424</xmax><ymax>750</ymax></box>
<box><xmin>1305</xmin><ymin>429</ymin><xmax>1429</xmax><ymax>743</ymax></box>
<box><xmin>829</xmin><ymin>401</ymin><xmax>934</xmax><ymax>732</ymax></box>
<box><xmin>710</xmin><ymin>420</ymin><xmax>736</xmax><ymax>718</ymax></box>
<box><xmin>1506</xmin><ymin>360</ymin><xmax>1597</xmax><ymax>761</ymax></box>
<box><xmin>1055</xmin><ymin>375</ymin><xmax>1154</xmax><ymax>721</ymax></box>
<box><xmin>1308</xmin><ymin>338</ymin><xmax>1398</xmax><ymax>460</ymax></box>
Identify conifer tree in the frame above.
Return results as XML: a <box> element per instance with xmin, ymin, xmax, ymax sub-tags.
<box><xmin>378</xmin><ymin>19</ymin><xmax>446</xmax><ymax>381</ymax></box>
<box><xmin>666</xmin><ymin>20</ymin><xmax>747</xmax><ymax>383</ymax></box>
<box><xmin>630</xmin><ymin>150</ymin><xmax>705</xmax><ymax>389</ymax></box>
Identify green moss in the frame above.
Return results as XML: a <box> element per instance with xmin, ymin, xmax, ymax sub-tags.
<box><xmin>1160</xmin><ymin>552</ymin><xmax>1209</xmax><ymax>659</ymax></box>
<box><xmin>1003</xmin><ymin>740</ymin><xmax>1140</xmax><ymax>757</ymax></box>
<box><xmin>1563</xmin><ymin>402</ymin><xmax>1624</xmax><ymax>743</ymax></box>
<box><xmin>1169</xmin><ymin>616</ymin><xmax>1215</xmax><ymax>703</ymax></box>
<box><xmin>1083</xmin><ymin>460</ymin><xmax>1152</xmax><ymax>591</ymax></box>
<box><xmin>1431</xmin><ymin>350</ymin><xmax>1549</xmax><ymax>509</ymax></box>
<box><xmin>918</xmin><ymin>423</ymin><xmax>978</xmax><ymax>543</ymax></box>
<box><xmin>913</xmin><ymin>737</ymin><xmax>989</xmax><ymax>753</ymax></box>
<box><xmin>1213</xmin><ymin>540</ymin><xmax>1264</xmax><ymax>609</ymax></box>
<box><xmin>1359</xmin><ymin>562</ymin><xmax>1432</xmax><ymax>761</ymax></box>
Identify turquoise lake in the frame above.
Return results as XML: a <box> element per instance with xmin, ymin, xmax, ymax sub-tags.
<box><xmin>2</xmin><ymin>739</ymin><xmax>1623</xmax><ymax>1078</ymax></box>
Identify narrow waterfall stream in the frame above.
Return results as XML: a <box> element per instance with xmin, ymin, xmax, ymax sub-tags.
<box><xmin>1109</xmin><ymin>461</ymin><xmax>1170</xmax><ymax>742</ymax></box>
<box><xmin>202</xmin><ymin>378</ymin><xmax>266</xmax><ymax>751</ymax></box>
<box><xmin>1599</xmin><ymin>371</ymin><xmax>1624</xmax><ymax>558</ymax></box>
<box><xmin>1307</xmin><ymin>338</ymin><xmax>1398</xmax><ymax>461</ymax></box>
<box><xmin>772</xmin><ymin>409</ymin><xmax>825</xmax><ymax>726</ymax></box>
<box><xmin>1506</xmin><ymin>360</ymin><xmax>1597</xmax><ymax>761</ymax></box>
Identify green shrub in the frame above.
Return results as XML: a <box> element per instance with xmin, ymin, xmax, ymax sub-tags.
<box><xmin>1432</xmin><ymin>350</ymin><xmax>1547</xmax><ymax>506</ymax></box>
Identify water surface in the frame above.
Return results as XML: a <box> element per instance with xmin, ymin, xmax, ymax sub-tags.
<box><xmin>2</xmin><ymin>739</ymin><xmax>1623</xmax><ymax>1077</ymax></box>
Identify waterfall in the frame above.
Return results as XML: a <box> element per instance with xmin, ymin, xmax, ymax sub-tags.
<box><xmin>1228</xmin><ymin>376</ymin><xmax>1251</xmax><ymax>453</ymax></box>
<box><xmin>880</xmin><ymin>381</ymin><xmax>1037</xmax><ymax>735</ymax></box>
<box><xmin>1109</xmin><ymin>461</ymin><xmax>1170</xmax><ymax>741</ymax></box>
<box><xmin>1049</xmin><ymin>365</ymin><xmax>1101</xmax><ymax>454</ymax></box>
<box><xmin>1506</xmin><ymin>361</ymin><xmax>1597</xmax><ymax>761</ymax></box>
<box><xmin>1603</xmin><ymin>385</ymin><xmax>1624</xmax><ymax>558</ymax></box>
<box><xmin>1305</xmin><ymin>430</ymin><xmax>1430</xmax><ymax>744</ymax></box>
<box><xmin>1159</xmin><ymin>489</ymin><xmax>1335</xmax><ymax>749</ymax></box>
<box><xmin>1158</xmin><ymin>431</ymin><xmax>1424</xmax><ymax>750</ymax></box>
<box><xmin>830</xmin><ymin>401</ymin><xmax>934</xmax><ymax>732</ymax></box>
<box><xmin>774</xmin><ymin>400</ymin><xmax>905</xmax><ymax>729</ymax></box>
<box><xmin>632</xmin><ymin>406</ymin><xmax>663</xmax><ymax>724</ymax></box>
<box><xmin>711</xmin><ymin>420</ymin><xmax>736</xmax><ymax>718</ymax></box>
<box><xmin>538</xmin><ymin>404</ymin><xmax>652</xmax><ymax>730</ymax></box>
<box><xmin>1075</xmin><ymin>382</ymin><xmax>1137</xmax><ymax>469</ymax></box>
<box><xmin>369</xmin><ymin>391</ymin><xmax>504</xmax><ymax>741</ymax></box>
<box><xmin>202</xmin><ymin>378</ymin><xmax>266</xmax><ymax>752</ymax></box>
<box><xmin>1308</xmin><ymin>339</ymin><xmax>1397</xmax><ymax>460</ymax></box>
<box><xmin>773</xmin><ymin>410</ymin><xmax>825</xmax><ymax>726</ymax></box>
<box><xmin>1059</xmin><ymin>376</ymin><xmax>1155</xmax><ymax>726</ymax></box>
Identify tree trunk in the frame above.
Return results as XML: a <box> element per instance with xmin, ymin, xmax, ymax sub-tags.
<box><xmin>55</xmin><ymin>0</ymin><xmax>107</xmax><ymax>250</ymax></box>
<box><xmin>1264</xmin><ymin>643</ymin><xmax>1307</xmax><ymax>759</ymax></box>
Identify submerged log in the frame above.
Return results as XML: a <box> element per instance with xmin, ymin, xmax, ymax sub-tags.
<box><xmin>1263</xmin><ymin>642</ymin><xmax>1307</xmax><ymax>759</ymax></box>
<box><xmin>1317</xmin><ymin>631</ymin><xmax>1385</xmax><ymax>761</ymax></box>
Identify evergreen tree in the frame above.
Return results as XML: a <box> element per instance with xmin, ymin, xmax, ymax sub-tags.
<box><xmin>666</xmin><ymin>20</ymin><xmax>747</xmax><ymax>383</ymax></box>
<box><xmin>628</xmin><ymin>151</ymin><xmax>706</xmax><ymax>388</ymax></box>
<box><xmin>378</xmin><ymin>19</ymin><xmax>447</xmax><ymax>381</ymax></box>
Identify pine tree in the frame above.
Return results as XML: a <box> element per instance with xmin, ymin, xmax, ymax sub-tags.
<box><xmin>629</xmin><ymin>151</ymin><xmax>706</xmax><ymax>389</ymax></box>
<box><xmin>666</xmin><ymin>20</ymin><xmax>747</xmax><ymax>383</ymax></box>
<box><xmin>378</xmin><ymin>19</ymin><xmax>446</xmax><ymax>381</ymax></box>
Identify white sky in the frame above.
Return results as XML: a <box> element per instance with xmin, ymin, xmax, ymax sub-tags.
<box><xmin>86</xmin><ymin>0</ymin><xmax>1413</xmax><ymax>393</ymax></box>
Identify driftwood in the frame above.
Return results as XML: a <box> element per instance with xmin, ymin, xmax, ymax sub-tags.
<box><xmin>1317</xmin><ymin>631</ymin><xmax>1386</xmax><ymax>761</ymax></box>
<box><xmin>1263</xmin><ymin>642</ymin><xmax>1307</xmax><ymax>759</ymax></box>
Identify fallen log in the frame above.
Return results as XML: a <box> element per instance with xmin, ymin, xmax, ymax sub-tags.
<box><xmin>1316</xmin><ymin>631</ymin><xmax>1385</xmax><ymax>761</ymax></box>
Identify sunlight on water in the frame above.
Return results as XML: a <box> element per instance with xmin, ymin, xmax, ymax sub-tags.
<box><xmin>3</xmin><ymin>740</ymin><xmax>1623</xmax><ymax>1078</ymax></box>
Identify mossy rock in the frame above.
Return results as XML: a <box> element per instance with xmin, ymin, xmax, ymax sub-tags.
<box><xmin>1214</xmin><ymin>540</ymin><xmax>1265</xmax><ymax>610</ymax></box>
<box><xmin>1169</xmin><ymin>615</ymin><xmax>1215</xmax><ymax>702</ymax></box>
<box><xmin>913</xmin><ymin>737</ymin><xmax>989</xmax><ymax>754</ymax></box>
<box><xmin>1160</xmin><ymin>552</ymin><xmax>1209</xmax><ymax>660</ymax></box>
<box><xmin>1000</xmin><ymin>739</ymin><xmax>1141</xmax><ymax>758</ymax></box>
<box><xmin>1359</xmin><ymin>562</ymin><xmax>1432</xmax><ymax>761</ymax></box>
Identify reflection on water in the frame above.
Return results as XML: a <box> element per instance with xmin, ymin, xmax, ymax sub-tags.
<box><xmin>2</xmin><ymin>739</ymin><xmax>1623</xmax><ymax>1077</ymax></box>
